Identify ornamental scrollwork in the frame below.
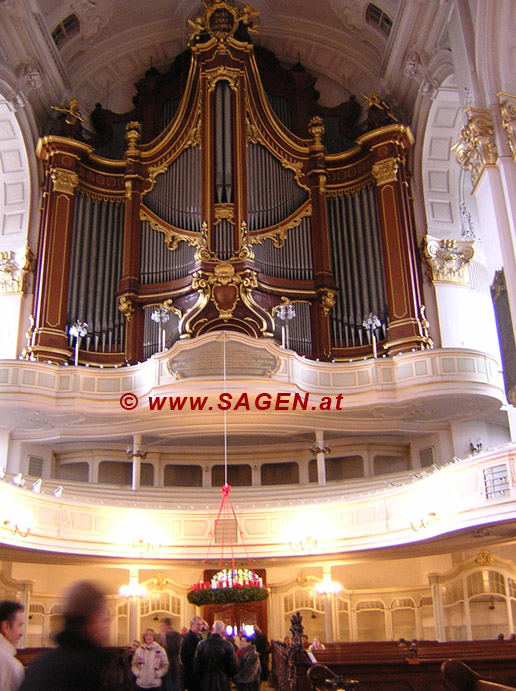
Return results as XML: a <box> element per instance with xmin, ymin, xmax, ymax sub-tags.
<box><xmin>452</xmin><ymin>108</ymin><xmax>497</xmax><ymax>188</ymax></box>
<box><xmin>422</xmin><ymin>235</ymin><xmax>474</xmax><ymax>285</ymax></box>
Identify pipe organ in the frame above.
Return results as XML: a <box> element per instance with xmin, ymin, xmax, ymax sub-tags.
<box><xmin>30</xmin><ymin>0</ymin><xmax>430</xmax><ymax>366</ymax></box>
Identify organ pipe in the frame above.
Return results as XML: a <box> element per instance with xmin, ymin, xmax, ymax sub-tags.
<box><xmin>247</xmin><ymin>142</ymin><xmax>308</xmax><ymax>230</ymax></box>
<box><xmin>327</xmin><ymin>185</ymin><xmax>388</xmax><ymax>349</ymax></box>
<box><xmin>67</xmin><ymin>193</ymin><xmax>125</xmax><ymax>352</ymax></box>
<box><xmin>144</xmin><ymin>146</ymin><xmax>201</xmax><ymax>231</ymax></box>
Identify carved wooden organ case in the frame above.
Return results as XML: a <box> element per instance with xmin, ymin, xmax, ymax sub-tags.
<box><xmin>31</xmin><ymin>1</ymin><xmax>429</xmax><ymax>366</ymax></box>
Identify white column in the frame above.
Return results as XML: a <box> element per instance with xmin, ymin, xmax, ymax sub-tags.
<box><xmin>131</xmin><ymin>434</ymin><xmax>142</xmax><ymax>491</ymax></box>
<box><xmin>315</xmin><ymin>430</ymin><xmax>326</xmax><ymax>486</ymax></box>
<box><xmin>127</xmin><ymin>567</ymin><xmax>142</xmax><ymax>642</ymax></box>
<box><xmin>430</xmin><ymin>579</ymin><xmax>445</xmax><ymax>641</ymax></box>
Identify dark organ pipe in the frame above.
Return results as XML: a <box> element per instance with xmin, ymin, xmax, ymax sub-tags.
<box><xmin>246</xmin><ymin>142</ymin><xmax>308</xmax><ymax>230</ymax></box>
<box><xmin>327</xmin><ymin>185</ymin><xmax>388</xmax><ymax>349</ymax></box>
<box><xmin>144</xmin><ymin>146</ymin><xmax>202</xmax><ymax>231</ymax></box>
<box><xmin>67</xmin><ymin>194</ymin><xmax>125</xmax><ymax>352</ymax></box>
<box><xmin>214</xmin><ymin>81</ymin><xmax>233</xmax><ymax>204</ymax></box>
<box><xmin>139</xmin><ymin>221</ymin><xmax>196</xmax><ymax>284</ymax></box>
<box><xmin>213</xmin><ymin>219</ymin><xmax>235</xmax><ymax>260</ymax></box>
<box><xmin>253</xmin><ymin>217</ymin><xmax>313</xmax><ymax>281</ymax></box>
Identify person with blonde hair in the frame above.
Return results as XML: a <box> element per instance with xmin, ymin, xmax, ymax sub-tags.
<box><xmin>132</xmin><ymin>628</ymin><xmax>169</xmax><ymax>689</ymax></box>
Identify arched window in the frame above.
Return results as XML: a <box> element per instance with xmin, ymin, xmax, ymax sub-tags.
<box><xmin>52</xmin><ymin>14</ymin><xmax>80</xmax><ymax>47</ymax></box>
<box><xmin>366</xmin><ymin>4</ymin><xmax>393</xmax><ymax>36</ymax></box>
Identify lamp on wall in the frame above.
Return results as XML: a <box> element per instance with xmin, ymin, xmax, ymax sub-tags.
<box><xmin>289</xmin><ymin>535</ymin><xmax>318</xmax><ymax>553</ymax></box>
<box><xmin>119</xmin><ymin>582</ymin><xmax>147</xmax><ymax>599</ymax></box>
<box><xmin>3</xmin><ymin>519</ymin><xmax>31</xmax><ymax>537</ymax></box>
<box><xmin>31</xmin><ymin>479</ymin><xmax>42</xmax><ymax>493</ymax></box>
<box><xmin>53</xmin><ymin>486</ymin><xmax>63</xmax><ymax>498</ymax></box>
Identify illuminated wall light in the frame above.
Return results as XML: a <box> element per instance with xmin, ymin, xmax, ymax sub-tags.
<box><xmin>0</xmin><ymin>467</ymin><xmax>5</xmax><ymax>480</ymax></box>
<box><xmin>31</xmin><ymin>479</ymin><xmax>42</xmax><ymax>493</ymax></box>
<box><xmin>119</xmin><ymin>583</ymin><xmax>147</xmax><ymax>598</ymax></box>
<box><xmin>3</xmin><ymin>519</ymin><xmax>31</xmax><ymax>538</ymax></box>
<box><xmin>53</xmin><ymin>486</ymin><xmax>63</xmax><ymax>498</ymax></box>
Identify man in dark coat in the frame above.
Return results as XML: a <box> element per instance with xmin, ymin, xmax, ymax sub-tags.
<box><xmin>19</xmin><ymin>580</ymin><xmax>112</xmax><ymax>691</ymax></box>
<box><xmin>180</xmin><ymin>615</ymin><xmax>204</xmax><ymax>691</ymax></box>
<box><xmin>252</xmin><ymin>624</ymin><xmax>269</xmax><ymax>682</ymax></box>
<box><xmin>193</xmin><ymin>620</ymin><xmax>238</xmax><ymax>691</ymax></box>
<box><xmin>160</xmin><ymin>617</ymin><xmax>182</xmax><ymax>691</ymax></box>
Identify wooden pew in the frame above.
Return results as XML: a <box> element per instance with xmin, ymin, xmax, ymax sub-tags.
<box><xmin>271</xmin><ymin>639</ymin><xmax>516</xmax><ymax>691</ymax></box>
<box><xmin>442</xmin><ymin>659</ymin><xmax>516</xmax><ymax>691</ymax></box>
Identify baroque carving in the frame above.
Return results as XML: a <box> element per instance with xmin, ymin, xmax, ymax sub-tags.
<box><xmin>320</xmin><ymin>289</ymin><xmax>336</xmax><ymax>317</ymax></box>
<box><xmin>475</xmin><ymin>550</ymin><xmax>493</xmax><ymax>565</ymax></box>
<box><xmin>250</xmin><ymin>203</ymin><xmax>312</xmax><ymax>249</ymax></box>
<box><xmin>372</xmin><ymin>158</ymin><xmax>398</xmax><ymax>185</ymax></box>
<box><xmin>452</xmin><ymin>108</ymin><xmax>497</xmax><ymax>188</ymax></box>
<box><xmin>140</xmin><ymin>207</ymin><xmax>198</xmax><ymax>252</ymax></box>
<box><xmin>51</xmin><ymin>169</ymin><xmax>79</xmax><ymax>195</ymax></box>
<box><xmin>498</xmin><ymin>91</ymin><xmax>516</xmax><ymax>159</ymax></box>
<box><xmin>118</xmin><ymin>295</ymin><xmax>135</xmax><ymax>321</ymax></box>
<box><xmin>125</xmin><ymin>121</ymin><xmax>142</xmax><ymax>158</ymax></box>
<box><xmin>0</xmin><ymin>246</ymin><xmax>34</xmax><ymax>295</ymax></box>
<box><xmin>403</xmin><ymin>46</ymin><xmax>438</xmax><ymax>99</ymax></box>
<box><xmin>422</xmin><ymin>235</ymin><xmax>474</xmax><ymax>285</ymax></box>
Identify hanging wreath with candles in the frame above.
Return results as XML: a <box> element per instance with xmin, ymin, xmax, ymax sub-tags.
<box><xmin>187</xmin><ymin>335</ymin><xmax>269</xmax><ymax>607</ymax></box>
<box><xmin>187</xmin><ymin>485</ymin><xmax>269</xmax><ymax>606</ymax></box>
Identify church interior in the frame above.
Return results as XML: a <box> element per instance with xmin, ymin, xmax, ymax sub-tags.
<box><xmin>1</xmin><ymin>0</ymin><xmax>516</xmax><ymax>657</ymax></box>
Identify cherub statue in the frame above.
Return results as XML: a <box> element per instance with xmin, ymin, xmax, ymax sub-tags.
<box><xmin>50</xmin><ymin>98</ymin><xmax>85</xmax><ymax>139</ymax></box>
<box><xmin>361</xmin><ymin>91</ymin><xmax>398</xmax><ymax>128</ymax></box>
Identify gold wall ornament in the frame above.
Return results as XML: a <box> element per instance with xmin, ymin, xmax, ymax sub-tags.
<box><xmin>422</xmin><ymin>235</ymin><xmax>475</xmax><ymax>285</ymax></box>
<box><xmin>320</xmin><ymin>289</ymin><xmax>336</xmax><ymax>316</ymax></box>
<box><xmin>296</xmin><ymin>569</ymin><xmax>309</xmax><ymax>586</ymax></box>
<box><xmin>154</xmin><ymin>572</ymin><xmax>169</xmax><ymax>590</ymax></box>
<box><xmin>308</xmin><ymin>115</ymin><xmax>325</xmax><ymax>151</ymax></box>
<box><xmin>118</xmin><ymin>295</ymin><xmax>135</xmax><ymax>321</ymax></box>
<box><xmin>498</xmin><ymin>91</ymin><xmax>516</xmax><ymax>159</ymax></box>
<box><xmin>475</xmin><ymin>549</ymin><xmax>493</xmax><ymax>565</ymax></box>
<box><xmin>371</xmin><ymin>158</ymin><xmax>399</xmax><ymax>185</ymax></box>
<box><xmin>125</xmin><ymin>121</ymin><xmax>142</xmax><ymax>158</ymax></box>
<box><xmin>0</xmin><ymin>246</ymin><xmax>34</xmax><ymax>295</ymax></box>
<box><xmin>188</xmin><ymin>0</ymin><xmax>259</xmax><ymax>45</ymax></box>
<box><xmin>50</xmin><ymin>168</ymin><xmax>79</xmax><ymax>195</ymax></box>
<box><xmin>451</xmin><ymin>108</ymin><xmax>497</xmax><ymax>188</ymax></box>
<box><xmin>236</xmin><ymin>220</ymin><xmax>254</xmax><ymax>260</ymax></box>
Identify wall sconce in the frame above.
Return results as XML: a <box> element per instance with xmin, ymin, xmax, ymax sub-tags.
<box><xmin>410</xmin><ymin>512</ymin><xmax>436</xmax><ymax>531</ymax></box>
<box><xmin>12</xmin><ymin>473</ymin><xmax>25</xmax><ymax>487</ymax></box>
<box><xmin>309</xmin><ymin>445</ymin><xmax>331</xmax><ymax>456</ymax></box>
<box><xmin>53</xmin><ymin>486</ymin><xmax>63</xmax><ymax>498</ymax></box>
<box><xmin>31</xmin><ymin>479</ymin><xmax>42</xmax><ymax>493</ymax></box>
<box><xmin>470</xmin><ymin>439</ymin><xmax>483</xmax><ymax>455</ymax></box>
<box><xmin>126</xmin><ymin>446</ymin><xmax>148</xmax><ymax>460</ymax></box>
<box><xmin>315</xmin><ymin>577</ymin><xmax>342</xmax><ymax>595</ymax></box>
<box><xmin>290</xmin><ymin>535</ymin><xmax>318</xmax><ymax>553</ymax></box>
<box><xmin>0</xmin><ymin>467</ymin><xmax>5</xmax><ymax>480</ymax></box>
<box><xmin>132</xmin><ymin>537</ymin><xmax>161</xmax><ymax>554</ymax></box>
<box><xmin>119</xmin><ymin>583</ymin><xmax>147</xmax><ymax>598</ymax></box>
<box><xmin>3</xmin><ymin>519</ymin><xmax>31</xmax><ymax>537</ymax></box>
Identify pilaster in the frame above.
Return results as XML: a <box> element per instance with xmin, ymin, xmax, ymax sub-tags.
<box><xmin>31</xmin><ymin>137</ymin><xmax>92</xmax><ymax>363</ymax></box>
<box><xmin>357</xmin><ymin>125</ymin><xmax>428</xmax><ymax>354</ymax></box>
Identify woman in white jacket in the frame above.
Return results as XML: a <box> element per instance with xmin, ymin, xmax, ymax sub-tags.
<box><xmin>132</xmin><ymin>628</ymin><xmax>169</xmax><ymax>689</ymax></box>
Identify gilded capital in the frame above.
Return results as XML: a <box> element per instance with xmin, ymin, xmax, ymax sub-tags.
<box><xmin>0</xmin><ymin>246</ymin><xmax>34</xmax><ymax>295</ymax></box>
<box><xmin>51</xmin><ymin>168</ymin><xmax>79</xmax><ymax>195</ymax></box>
<box><xmin>498</xmin><ymin>91</ymin><xmax>516</xmax><ymax>159</ymax></box>
<box><xmin>372</xmin><ymin>158</ymin><xmax>398</xmax><ymax>185</ymax></box>
<box><xmin>452</xmin><ymin>108</ymin><xmax>497</xmax><ymax>188</ymax></box>
<box><xmin>422</xmin><ymin>235</ymin><xmax>474</xmax><ymax>285</ymax></box>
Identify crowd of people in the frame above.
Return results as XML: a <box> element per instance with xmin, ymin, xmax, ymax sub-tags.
<box><xmin>0</xmin><ymin>582</ymin><xmax>275</xmax><ymax>691</ymax></box>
